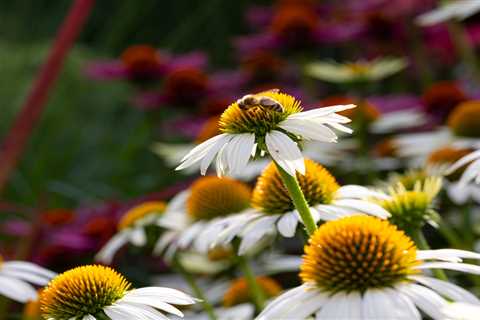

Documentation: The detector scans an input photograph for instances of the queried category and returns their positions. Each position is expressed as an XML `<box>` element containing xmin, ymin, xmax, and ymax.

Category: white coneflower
<box><xmin>95</xmin><ymin>201</ymin><xmax>166</xmax><ymax>264</ymax></box>
<box><xmin>258</xmin><ymin>216</ymin><xmax>480</xmax><ymax>320</ymax></box>
<box><xmin>416</xmin><ymin>0</ymin><xmax>480</xmax><ymax>26</ymax></box>
<box><xmin>154</xmin><ymin>176</ymin><xmax>254</xmax><ymax>261</ymax></box>
<box><xmin>395</xmin><ymin>101</ymin><xmax>480</xmax><ymax>162</ymax></box>
<box><xmin>195</xmin><ymin>159</ymin><xmax>390</xmax><ymax>255</ymax></box>
<box><xmin>40</xmin><ymin>265</ymin><xmax>195</xmax><ymax>320</ymax></box>
<box><xmin>0</xmin><ymin>257</ymin><xmax>55</xmax><ymax>303</ymax></box>
<box><xmin>175</xmin><ymin>90</ymin><xmax>355</xmax><ymax>177</ymax></box>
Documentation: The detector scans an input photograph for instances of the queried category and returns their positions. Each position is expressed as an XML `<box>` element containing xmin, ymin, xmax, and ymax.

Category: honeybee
<box><xmin>237</xmin><ymin>89</ymin><xmax>284</xmax><ymax>112</ymax></box>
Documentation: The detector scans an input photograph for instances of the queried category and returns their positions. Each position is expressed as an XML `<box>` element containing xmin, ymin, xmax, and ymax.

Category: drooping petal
<box><xmin>400</xmin><ymin>283</ymin><xmax>448</xmax><ymax>320</ymax></box>
<box><xmin>94</xmin><ymin>232</ymin><xmax>130</xmax><ymax>264</ymax></box>
<box><xmin>265</xmin><ymin>130</ymin><xmax>305</xmax><ymax>176</ymax></box>
<box><xmin>416</xmin><ymin>249</ymin><xmax>480</xmax><ymax>263</ymax></box>
<box><xmin>0</xmin><ymin>275</ymin><xmax>37</xmax><ymax>303</ymax></box>
<box><xmin>411</xmin><ymin>275</ymin><xmax>480</xmax><ymax>304</ymax></box>
<box><xmin>277</xmin><ymin>211</ymin><xmax>299</xmax><ymax>237</ymax></box>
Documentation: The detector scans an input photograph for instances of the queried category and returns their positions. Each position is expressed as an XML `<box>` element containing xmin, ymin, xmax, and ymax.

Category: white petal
<box><xmin>126</xmin><ymin>287</ymin><xmax>196</xmax><ymax>305</ymax></box>
<box><xmin>411</xmin><ymin>275</ymin><xmax>480</xmax><ymax>304</ymax></box>
<box><xmin>400</xmin><ymin>283</ymin><xmax>448</xmax><ymax>319</ymax></box>
<box><xmin>287</xmin><ymin>104</ymin><xmax>356</xmax><ymax>119</ymax></box>
<box><xmin>176</xmin><ymin>133</ymin><xmax>231</xmax><ymax>172</ymax></box>
<box><xmin>362</xmin><ymin>288</ymin><xmax>418</xmax><ymax>320</ymax></box>
<box><xmin>0</xmin><ymin>269</ymin><xmax>50</xmax><ymax>286</ymax></box>
<box><xmin>416</xmin><ymin>262</ymin><xmax>480</xmax><ymax>275</ymax></box>
<box><xmin>276</xmin><ymin>211</ymin><xmax>299</xmax><ymax>237</ymax></box>
<box><xmin>177</xmin><ymin>222</ymin><xmax>204</xmax><ymax>249</ymax></box>
<box><xmin>83</xmin><ymin>315</ymin><xmax>97</xmax><ymax>320</ymax></box>
<box><xmin>257</xmin><ymin>284</ymin><xmax>318</xmax><ymax>320</ymax></box>
<box><xmin>417</xmin><ymin>249</ymin><xmax>480</xmax><ymax>263</ymax></box>
<box><xmin>1</xmin><ymin>261</ymin><xmax>56</xmax><ymax>279</ymax></box>
<box><xmin>442</xmin><ymin>302</ymin><xmax>480</xmax><ymax>320</ymax></box>
<box><xmin>335</xmin><ymin>185</ymin><xmax>390</xmax><ymax>200</ymax></box>
<box><xmin>315</xmin><ymin>292</ymin><xmax>361</xmax><ymax>319</ymax></box>
<box><xmin>265</xmin><ymin>130</ymin><xmax>305</xmax><ymax>176</ymax></box>
<box><xmin>119</xmin><ymin>295</ymin><xmax>183</xmax><ymax>317</ymax></box>
<box><xmin>238</xmin><ymin>216</ymin><xmax>277</xmax><ymax>255</ymax></box>
<box><xmin>153</xmin><ymin>231</ymin><xmax>177</xmax><ymax>256</ymax></box>
<box><xmin>224</xmin><ymin>133</ymin><xmax>255</xmax><ymax>176</ymax></box>
<box><xmin>332</xmin><ymin>199</ymin><xmax>391</xmax><ymax>219</ymax></box>
<box><xmin>278</xmin><ymin>119</ymin><xmax>338</xmax><ymax>142</ymax></box>
<box><xmin>95</xmin><ymin>232</ymin><xmax>130</xmax><ymax>264</ymax></box>
<box><xmin>0</xmin><ymin>275</ymin><xmax>37</xmax><ymax>303</ymax></box>
<box><xmin>129</xmin><ymin>227</ymin><xmax>147</xmax><ymax>246</ymax></box>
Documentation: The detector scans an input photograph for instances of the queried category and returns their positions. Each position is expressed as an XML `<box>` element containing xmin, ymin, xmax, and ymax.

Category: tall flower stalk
<box><xmin>0</xmin><ymin>0</ymin><xmax>95</xmax><ymax>194</ymax></box>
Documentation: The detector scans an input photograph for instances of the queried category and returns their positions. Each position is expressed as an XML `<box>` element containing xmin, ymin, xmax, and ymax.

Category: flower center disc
<box><xmin>186</xmin><ymin>176</ymin><xmax>251</xmax><ymax>220</ymax></box>
<box><xmin>223</xmin><ymin>276</ymin><xmax>282</xmax><ymax>307</ymax></box>
<box><xmin>219</xmin><ymin>90</ymin><xmax>302</xmax><ymax>135</ymax></box>
<box><xmin>300</xmin><ymin>216</ymin><xmax>418</xmax><ymax>293</ymax></box>
<box><xmin>118</xmin><ymin>201</ymin><xmax>166</xmax><ymax>231</ymax></box>
<box><xmin>252</xmin><ymin>159</ymin><xmax>339</xmax><ymax>214</ymax></box>
<box><xmin>40</xmin><ymin>265</ymin><xmax>131</xmax><ymax>319</ymax></box>
<box><xmin>448</xmin><ymin>101</ymin><xmax>480</xmax><ymax>137</ymax></box>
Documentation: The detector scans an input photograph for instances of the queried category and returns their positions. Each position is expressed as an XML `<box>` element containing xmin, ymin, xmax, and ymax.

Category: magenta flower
<box><xmin>85</xmin><ymin>44</ymin><xmax>207</xmax><ymax>84</ymax></box>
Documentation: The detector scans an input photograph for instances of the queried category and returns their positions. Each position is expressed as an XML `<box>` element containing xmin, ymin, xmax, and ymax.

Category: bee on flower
<box><xmin>176</xmin><ymin>89</ymin><xmax>356</xmax><ymax>177</ymax></box>
<box><xmin>40</xmin><ymin>265</ymin><xmax>195</xmax><ymax>320</ymax></box>
<box><xmin>258</xmin><ymin>215</ymin><xmax>480</xmax><ymax>320</ymax></box>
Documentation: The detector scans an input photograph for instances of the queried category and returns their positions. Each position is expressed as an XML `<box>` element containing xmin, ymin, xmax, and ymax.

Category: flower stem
<box><xmin>237</xmin><ymin>255</ymin><xmax>266</xmax><ymax>311</ymax></box>
<box><xmin>411</xmin><ymin>229</ymin><xmax>448</xmax><ymax>281</ymax></box>
<box><xmin>274</xmin><ymin>161</ymin><xmax>317</xmax><ymax>236</ymax></box>
<box><xmin>172</xmin><ymin>256</ymin><xmax>217</xmax><ymax>320</ymax></box>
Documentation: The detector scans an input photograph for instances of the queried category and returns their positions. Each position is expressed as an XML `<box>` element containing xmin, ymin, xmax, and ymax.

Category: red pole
<box><xmin>0</xmin><ymin>0</ymin><xmax>95</xmax><ymax>193</ymax></box>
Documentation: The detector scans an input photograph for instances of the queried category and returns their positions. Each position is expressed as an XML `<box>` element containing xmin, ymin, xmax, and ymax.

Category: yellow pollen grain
<box><xmin>118</xmin><ymin>201</ymin><xmax>166</xmax><ymax>230</ymax></box>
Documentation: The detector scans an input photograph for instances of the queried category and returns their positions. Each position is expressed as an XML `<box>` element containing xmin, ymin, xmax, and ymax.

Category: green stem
<box><xmin>237</xmin><ymin>255</ymin><xmax>266</xmax><ymax>311</ymax></box>
<box><xmin>274</xmin><ymin>161</ymin><xmax>317</xmax><ymax>236</ymax></box>
<box><xmin>438</xmin><ymin>220</ymin><xmax>464</xmax><ymax>249</ymax></box>
<box><xmin>411</xmin><ymin>229</ymin><xmax>449</xmax><ymax>281</ymax></box>
<box><xmin>173</xmin><ymin>256</ymin><xmax>217</xmax><ymax>320</ymax></box>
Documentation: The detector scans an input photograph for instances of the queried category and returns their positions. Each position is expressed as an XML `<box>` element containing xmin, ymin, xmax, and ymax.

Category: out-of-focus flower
<box><xmin>305</xmin><ymin>57</ymin><xmax>407</xmax><ymax>83</ymax></box>
<box><xmin>376</xmin><ymin>176</ymin><xmax>442</xmax><ymax>230</ymax></box>
<box><xmin>427</xmin><ymin>146</ymin><xmax>473</xmax><ymax>177</ymax></box>
<box><xmin>416</xmin><ymin>0</ymin><xmax>480</xmax><ymax>26</ymax></box>
<box><xmin>258</xmin><ymin>215</ymin><xmax>480</xmax><ymax>320</ymax></box>
<box><xmin>421</xmin><ymin>81</ymin><xmax>468</xmax><ymax>122</ymax></box>
<box><xmin>134</xmin><ymin>67</ymin><xmax>210</xmax><ymax>110</ymax></box>
<box><xmin>395</xmin><ymin>100</ymin><xmax>480</xmax><ymax>161</ymax></box>
<box><xmin>448</xmin><ymin>148</ymin><xmax>480</xmax><ymax>188</ymax></box>
<box><xmin>0</xmin><ymin>257</ymin><xmax>55</xmax><ymax>303</ymax></box>
<box><xmin>95</xmin><ymin>201</ymin><xmax>166</xmax><ymax>264</ymax></box>
<box><xmin>85</xmin><ymin>45</ymin><xmax>206</xmax><ymax>84</ymax></box>
<box><xmin>40</xmin><ymin>265</ymin><xmax>195</xmax><ymax>320</ymax></box>
<box><xmin>196</xmin><ymin>159</ymin><xmax>390</xmax><ymax>255</ymax></box>
<box><xmin>176</xmin><ymin>90</ymin><xmax>355</xmax><ymax>177</ymax></box>
<box><xmin>23</xmin><ymin>290</ymin><xmax>42</xmax><ymax>320</ymax></box>
<box><xmin>154</xmin><ymin>176</ymin><xmax>254</xmax><ymax>261</ymax></box>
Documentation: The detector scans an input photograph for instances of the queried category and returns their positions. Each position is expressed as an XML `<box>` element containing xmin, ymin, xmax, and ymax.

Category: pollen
<box><xmin>118</xmin><ymin>201</ymin><xmax>166</xmax><ymax>231</ymax></box>
<box><xmin>377</xmin><ymin>177</ymin><xmax>442</xmax><ymax>230</ymax></box>
<box><xmin>40</xmin><ymin>265</ymin><xmax>131</xmax><ymax>319</ymax></box>
<box><xmin>447</xmin><ymin>100</ymin><xmax>480</xmax><ymax>137</ymax></box>
<box><xmin>219</xmin><ymin>90</ymin><xmax>302</xmax><ymax>136</ymax></box>
<box><xmin>195</xmin><ymin>116</ymin><xmax>221</xmax><ymax>143</ymax></box>
<box><xmin>300</xmin><ymin>216</ymin><xmax>419</xmax><ymax>293</ymax></box>
<box><xmin>186</xmin><ymin>176</ymin><xmax>251</xmax><ymax>220</ymax></box>
<box><xmin>223</xmin><ymin>276</ymin><xmax>282</xmax><ymax>307</ymax></box>
<box><xmin>252</xmin><ymin>159</ymin><xmax>339</xmax><ymax>214</ymax></box>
